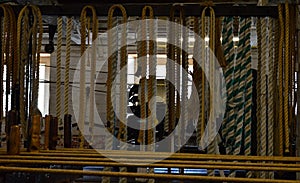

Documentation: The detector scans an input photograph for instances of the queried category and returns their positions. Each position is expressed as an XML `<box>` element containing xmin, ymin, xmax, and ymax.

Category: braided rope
<box><xmin>64</xmin><ymin>17</ymin><xmax>72</xmax><ymax>115</ymax></box>
<box><xmin>284</xmin><ymin>1</ymin><xmax>290</xmax><ymax>154</ymax></box>
<box><xmin>267</xmin><ymin>18</ymin><xmax>275</xmax><ymax>179</ymax></box>
<box><xmin>56</xmin><ymin>16</ymin><xmax>63</xmax><ymax>129</ymax></box>
<box><xmin>278</xmin><ymin>4</ymin><xmax>284</xmax><ymax>156</ymax></box>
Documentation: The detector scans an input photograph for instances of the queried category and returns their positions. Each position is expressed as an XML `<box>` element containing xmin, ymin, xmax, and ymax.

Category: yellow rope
<box><xmin>200</xmin><ymin>7</ymin><xmax>207</xmax><ymax>138</ymax></box>
<box><xmin>193</xmin><ymin>16</ymin><xmax>202</xmax><ymax>147</ymax></box>
<box><xmin>86</xmin><ymin>6</ymin><xmax>98</xmax><ymax>147</ymax></box>
<box><xmin>56</xmin><ymin>16</ymin><xmax>63</xmax><ymax>129</ymax></box>
<box><xmin>79</xmin><ymin>5</ymin><xmax>98</xmax><ymax>149</ymax></box>
<box><xmin>64</xmin><ymin>17</ymin><xmax>72</xmax><ymax>115</ymax></box>
<box><xmin>104</xmin><ymin>5</ymin><xmax>127</xmax><ymax>183</ymax></box>
<box><xmin>284</xmin><ymin>1</ymin><xmax>290</xmax><ymax>154</ymax></box>
<box><xmin>17</xmin><ymin>5</ymin><xmax>30</xmax><ymax>141</ymax></box>
<box><xmin>29</xmin><ymin>5</ymin><xmax>43</xmax><ymax>113</ymax></box>
<box><xmin>278</xmin><ymin>4</ymin><xmax>284</xmax><ymax>156</ymax></box>
<box><xmin>267</xmin><ymin>18</ymin><xmax>275</xmax><ymax>179</ymax></box>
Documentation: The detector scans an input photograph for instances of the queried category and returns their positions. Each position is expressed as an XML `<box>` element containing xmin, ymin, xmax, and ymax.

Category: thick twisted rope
<box><xmin>17</xmin><ymin>6</ymin><xmax>30</xmax><ymax>141</ymax></box>
<box><xmin>228</xmin><ymin>17</ymin><xmax>246</xmax><ymax>177</ymax></box>
<box><xmin>284</xmin><ymin>1</ymin><xmax>290</xmax><ymax>154</ymax></box>
<box><xmin>31</xmin><ymin>5</ymin><xmax>43</xmax><ymax>113</ymax></box>
<box><xmin>137</xmin><ymin>7</ymin><xmax>147</xmax><ymax>147</ymax></box>
<box><xmin>193</xmin><ymin>17</ymin><xmax>202</xmax><ymax>147</ymax></box>
<box><xmin>64</xmin><ymin>17</ymin><xmax>72</xmax><ymax>116</ymax></box>
<box><xmin>181</xmin><ymin>12</ymin><xmax>188</xmax><ymax>151</ymax></box>
<box><xmin>85</xmin><ymin>7</ymin><xmax>98</xmax><ymax>147</ymax></box>
<box><xmin>103</xmin><ymin>5</ymin><xmax>127</xmax><ymax>183</ymax></box>
<box><xmin>116</xmin><ymin>5</ymin><xmax>127</xmax><ymax>183</ymax></box>
<box><xmin>256</xmin><ymin>18</ymin><xmax>262</xmax><ymax>159</ymax></box>
<box><xmin>79</xmin><ymin>5</ymin><xmax>98</xmax><ymax>149</ymax></box>
<box><xmin>278</xmin><ymin>4</ymin><xmax>284</xmax><ymax>156</ymax></box>
<box><xmin>260</xmin><ymin>17</ymin><xmax>268</xmax><ymax>179</ymax></box>
<box><xmin>221</xmin><ymin>17</ymin><xmax>234</xmax><ymax>154</ymax></box>
<box><xmin>267</xmin><ymin>18</ymin><xmax>275</xmax><ymax>179</ymax></box>
<box><xmin>141</xmin><ymin>6</ymin><xmax>156</xmax><ymax>183</ymax></box>
<box><xmin>200</xmin><ymin>7</ymin><xmax>207</xmax><ymax>140</ymax></box>
<box><xmin>56</xmin><ymin>16</ymin><xmax>63</xmax><ymax>131</ymax></box>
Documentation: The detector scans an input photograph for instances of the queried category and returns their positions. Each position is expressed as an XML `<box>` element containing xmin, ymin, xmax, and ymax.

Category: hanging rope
<box><xmin>16</xmin><ymin>5</ymin><xmax>42</xmax><ymax>144</ymax></box>
<box><xmin>86</xmin><ymin>7</ymin><xmax>98</xmax><ymax>147</ymax></box>
<box><xmin>193</xmin><ymin>16</ymin><xmax>202</xmax><ymax>147</ymax></box>
<box><xmin>200</xmin><ymin>7</ymin><xmax>207</xmax><ymax>141</ymax></box>
<box><xmin>221</xmin><ymin>17</ymin><xmax>235</xmax><ymax>154</ymax></box>
<box><xmin>137</xmin><ymin>6</ymin><xmax>148</xmax><ymax>147</ymax></box>
<box><xmin>169</xmin><ymin>5</ymin><xmax>185</xmax><ymax>150</ymax></box>
<box><xmin>103</xmin><ymin>5</ymin><xmax>127</xmax><ymax>183</ymax></box>
<box><xmin>278</xmin><ymin>4</ymin><xmax>284</xmax><ymax>156</ymax></box>
<box><xmin>284</xmin><ymin>1</ymin><xmax>290</xmax><ymax>154</ymax></box>
<box><xmin>267</xmin><ymin>18</ymin><xmax>275</xmax><ymax>179</ymax></box>
<box><xmin>260</xmin><ymin>17</ymin><xmax>268</xmax><ymax>179</ymax></box>
<box><xmin>31</xmin><ymin>5</ymin><xmax>43</xmax><ymax>115</ymax></box>
<box><xmin>0</xmin><ymin>4</ymin><xmax>15</xmax><ymax>129</ymax></box>
<box><xmin>243</xmin><ymin>17</ymin><xmax>253</xmax><ymax>178</ymax></box>
<box><xmin>256</xmin><ymin>18</ymin><xmax>262</xmax><ymax>160</ymax></box>
<box><xmin>79</xmin><ymin>5</ymin><xmax>98</xmax><ymax>149</ymax></box>
<box><xmin>17</xmin><ymin>5</ymin><xmax>30</xmax><ymax>143</ymax></box>
<box><xmin>141</xmin><ymin>6</ymin><xmax>156</xmax><ymax>183</ymax></box>
<box><xmin>56</xmin><ymin>16</ymin><xmax>63</xmax><ymax>134</ymax></box>
<box><xmin>64</xmin><ymin>17</ymin><xmax>72</xmax><ymax>116</ymax></box>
